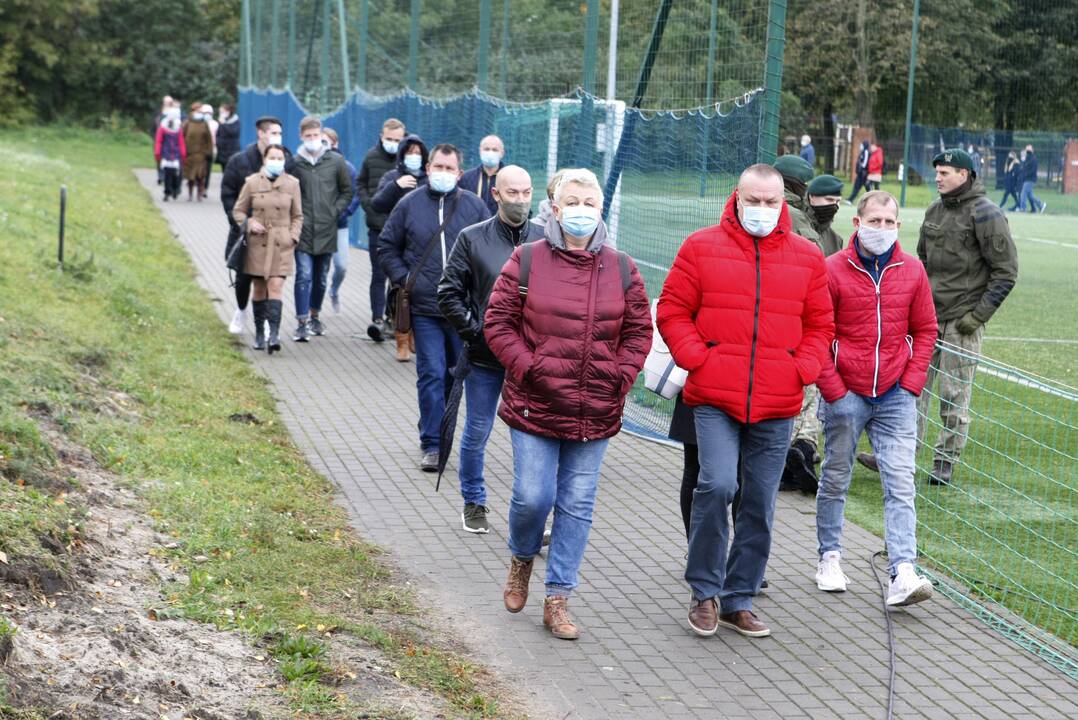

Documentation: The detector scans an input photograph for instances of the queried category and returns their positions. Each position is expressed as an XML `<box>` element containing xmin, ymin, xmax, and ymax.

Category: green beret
<box><xmin>932</xmin><ymin>148</ymin><xmax>975</xmax><ymax>174</ymax></box>
<box><xmin>773</xmin><ymin>155</ymin><xmax>814</xmax><ymax>183</ymax></box>
<box><xmin>808</xmin><ymin>174</ymin><xmax>843</xmax><ymax>197</ymax></box>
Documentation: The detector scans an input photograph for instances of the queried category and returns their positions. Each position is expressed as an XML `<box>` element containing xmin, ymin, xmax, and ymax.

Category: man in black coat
<box><xmin>219</xmin><ymin>116</ymin><xmax>293</xmax><ymax>335</ymax></box>
<box><xmin>215</xmin><ymin>104</ymin><xmax>242</xmax><ymax>170</ymax></box>
<box><xmin>379</xmin><ymin>144</ymin><xmax>490</xmax><ymax>472</ymax></box>
<box><xmin>436</xmin><ymin>165</ymin><xmax>539</xmax><ymax>533</ymax></box>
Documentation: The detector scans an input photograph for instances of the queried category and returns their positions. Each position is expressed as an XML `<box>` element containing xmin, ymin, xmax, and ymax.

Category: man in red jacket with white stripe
<box><xmin>658</xmin><ymin>164</ymin><xmax>834</xmax><ymax>638</ymax></box>
<box><xmin>814</xmin><ymin>191</ymin><xmax>937</xmax><ymax>607</ymax></box>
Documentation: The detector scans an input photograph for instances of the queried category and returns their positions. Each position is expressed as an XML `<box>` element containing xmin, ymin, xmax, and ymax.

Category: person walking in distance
<box><xmin>182</xmin><ymin>103</ymin><xmax>213</xmax><ymax>201</ymax></box>
<box><xmin>154</xmin><ymin>104</ymin><xmax>185</xmax><ymax>201</ymax></box>
<box><xmin>321</xmin><ymin>127</ymin><xmax>361</xmax><ymax>316</ymax></box>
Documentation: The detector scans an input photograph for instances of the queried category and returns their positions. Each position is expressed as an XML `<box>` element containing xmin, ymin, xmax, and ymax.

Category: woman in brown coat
<box><xmin>232</xmin><ymin>144</ymin><xmax>303</xmax><ymax>353</ymax></box>
<box><xmin>182</xmin><ymin>102</ymin><xmax>214</xmax><ymax>200</ymax></box>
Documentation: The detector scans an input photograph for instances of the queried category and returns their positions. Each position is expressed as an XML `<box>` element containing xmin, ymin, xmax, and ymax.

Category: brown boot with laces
<box><xmin>503</xmin><ymin>556</ymin><xmax>533</xmax><ymax>613</ymax></box>
<box><xmin>543</xmin><ymin>596</ymin><xmax>579</xmax><ymax>640</ymax></box>
<box><xmin>395</xmin><ymin>331</ymin><xmax>411</xmax><ymax>362</ymax></box>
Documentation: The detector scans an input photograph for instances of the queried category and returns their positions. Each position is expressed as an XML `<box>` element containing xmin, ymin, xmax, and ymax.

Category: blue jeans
<box><xmin>330</xmin><ymin>228</ymin><xmax>349</xmax><ymax>299</ymax></box>
<box><xmin>368</xmin><ymin>227</ymin><xmax>388</xmax><ymax>321</ymax></box>
<box><xmin>817</xmin><ymin>389</ymin><xmax>918</xmax><ymax>576</ymax></box>
<box><xmin>459</xmin><ymin>365</ymin><xmax>505</xmax><ymax>507</ymax></box>
<box><xmin>686</xmin><ymin>406</ymin><xmax>793</xmax><ymax>613</ymax></box>
<box><xmin>294</xmin><ymin>251</ymin><xmax>332</xmax><ymax>319</ymax></box>
<box><xmin>412</xmin><ymin>314</ymin><xmax>463</xmax><ymax>453</ymax></box>
<box><xmin>1018</xmin><ymin>180</ymin><xmax>1043</xmax><ymax>213</ymax></box>
<box><xmin>508</xmin><ymin>429</ymin><xmax>610</xmax><ymax>597</ymax></box>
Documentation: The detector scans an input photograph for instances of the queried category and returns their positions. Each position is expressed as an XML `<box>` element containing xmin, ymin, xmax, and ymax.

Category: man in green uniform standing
<box><xmin>806</xmin><ymin>175</ymin><xmax>845</xmax><ymax>256</ymax></box>
<box><xmin>774</xmin><ymin>155</ymin><xmax>821</xmax><ymax>249</ymax></box>
<box><xmin>859</xmin><ymin>149</ymin><xmax>1018</xmax><ymax>485</ymax></box>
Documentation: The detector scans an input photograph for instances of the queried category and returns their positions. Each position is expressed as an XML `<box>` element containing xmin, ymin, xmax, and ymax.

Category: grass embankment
<box><xmin>0</xmin><ymin>128</ymin><xmax>508</xmax><ymax>719</ymax></box>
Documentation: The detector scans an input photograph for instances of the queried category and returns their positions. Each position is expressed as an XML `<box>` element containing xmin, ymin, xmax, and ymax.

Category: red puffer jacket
<box><xmin>868</xmin><ymin>146</ymin><xmax>884</xmax><ymax>175</ymax></box>
<box><xmin>483</xmin><ymin>231</ymin><xmax>652</xmax><ymax>442</ymax></box>
<box><xmin>657</xmin><ymin>192</ymin><xmax>834</xmax><ymax>423</ymax></box>
<box><xmin>816</xmin><ymin>236</ymin><xmax>937</xmax><ymax>402</ymax></box>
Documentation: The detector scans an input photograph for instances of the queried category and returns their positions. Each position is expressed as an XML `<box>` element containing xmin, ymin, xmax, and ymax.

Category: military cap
<box><xmin>774</xmin><ymin>155</ymin><xmax>814</xmax><ymax>183</ymax></box>
<box><xmin>932</xmin><ymin>148</ymin><xmax>975</xmax><ymax>174</ymax></box>
<box><xmin>807</xmin><ymin>174</ymin><xmax>844</xmax><ymax>197</ymax></box>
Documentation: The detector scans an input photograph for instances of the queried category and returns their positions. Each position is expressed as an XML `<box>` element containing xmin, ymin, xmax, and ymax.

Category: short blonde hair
<box><xmin>299</xmin><ymin>115</ymin><xmax>322</xmax><ymax>133</ymax></box>
<box><xmin>322</xmin><ymin>127</ymin><xmax>339</xmax><ymax>145</ymax></box>
<box><xmin>554</xmin><ymin>168</ymin><xmax>603</xmax><ymax>205</ymax></box>
<box><xmin>545</xmin><ymin>169</ymin><xmax>565</xmax><ymax>200</ymax></box>
<box><xmin>382</xmin><ymin>118</ymin><xmax>405</xmax><ymax>131</ymax></box>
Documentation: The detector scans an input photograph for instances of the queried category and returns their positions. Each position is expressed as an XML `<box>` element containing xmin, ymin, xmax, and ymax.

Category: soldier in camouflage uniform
<box><xmin>859</xmin><ymin>149</ymin><xmax>1018</xmax><ymax>484</ymax></box>
<box><xmin>774</xmin><ymin>155</ymin><xmax>821</xmax><ymax>249</ymax></box>
<box><xmin>806</xmin><ymin>175</ymin><xmax>845</xmax><ymax>257</ymax></box>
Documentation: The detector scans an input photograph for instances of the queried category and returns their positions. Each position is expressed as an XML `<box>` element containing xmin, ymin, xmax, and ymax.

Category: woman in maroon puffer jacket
<box><xmin>484</xmin><ymin>168</ymin><xmax>651</xmax><ymax>641</ymax></box>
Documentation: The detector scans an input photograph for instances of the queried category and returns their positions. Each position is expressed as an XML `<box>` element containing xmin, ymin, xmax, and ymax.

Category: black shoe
<box><xmin>367</xmin><ymin>319</ymin><xmax>385</xmax><ymax>343</ymax></box>
<box><xmin>308</xmin><ymin>317</ymin><xmax>325</xmax><ymax>336</ymax></box>
<box><xmin>785</xmin><ymin>439</ymin><xmax>820</xmax><ymax>494</ymax></box>
<box><xmin>293</xmin><ymin>320</ymin><xmax>310</xmax><ymax>343</ymax></box>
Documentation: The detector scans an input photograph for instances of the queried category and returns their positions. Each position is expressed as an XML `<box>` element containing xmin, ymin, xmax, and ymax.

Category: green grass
<box><xmin>0</xmin><ymin>127</ymin><xmax>508</xmax><ymax>719</ymax></box>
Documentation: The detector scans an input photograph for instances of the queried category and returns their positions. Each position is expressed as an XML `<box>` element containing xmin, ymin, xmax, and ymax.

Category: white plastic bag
<box><xmin>643</xmin><ymin>299</ymin><xmax>687</xmax><ymax>400</ymax></box>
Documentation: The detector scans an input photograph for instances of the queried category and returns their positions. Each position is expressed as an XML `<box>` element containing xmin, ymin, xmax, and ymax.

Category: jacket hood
<box><xmin>396</xmin><ymin>135</ymin><xmax>429</xmax><ymax>175</ymax></box>
<box><xmin>543</xmin><ymin>212</ymin><xmax>608</xmax><ymax>253</ymax></box>
<box><xmin>721</xmin><ymin>190</ymin><xmax>793</xmax><ymax>247</ymax></box>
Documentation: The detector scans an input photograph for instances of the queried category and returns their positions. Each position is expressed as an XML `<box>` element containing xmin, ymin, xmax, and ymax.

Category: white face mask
<box><xmin>303</xmin><ymin>138</ymin><xmax>323</xmax><ymax>153</ymax></box>
<box><xmin>739</xmin><ymin>204</ymin><xmax>780</xmax><ymax>237</ymax></box>
<box><xmin>857</xmin><ymin>225</ymin><xmax>898</xmax><ymax>256</ymax></box>
<box><xmin>265</xmin><ymin>133</ymin><xmax>283</xmax><ymax>146</ymax></box>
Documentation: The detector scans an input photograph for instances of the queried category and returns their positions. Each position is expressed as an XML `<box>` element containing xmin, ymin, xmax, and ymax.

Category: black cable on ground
<box><xmin>869</xmin><ymin>550</ymin><xmax>896</xmax><ymax>720</ymax></box>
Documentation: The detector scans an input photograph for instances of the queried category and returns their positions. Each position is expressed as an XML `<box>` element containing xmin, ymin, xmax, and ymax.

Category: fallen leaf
<box><xmin>0</xmin><ymin>551</ymin><xmax>7</xmax><ymax>564</ymax></box>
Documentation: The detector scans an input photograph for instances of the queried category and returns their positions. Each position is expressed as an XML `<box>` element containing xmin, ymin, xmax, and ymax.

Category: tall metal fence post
<box><xmin>337</xmin><ymin>0</ymin><xmax>351</xmax><ymax>93</ymax></box>
<box><xmin>357</xmin><ymin>0</ymin><xmax>369</xmax><ymax>88</ymax></box>
<box><xmin>699</xmin><ymin>0</ymin><xmax>719</xmax><ymax>196</ymax></box>
<box><xmin>241</xmin><ymin>0</ymin><xmax>253</xmax><ymax>86</ymax></box>
<box><xmin>287</xmin><ymin>0</ymin><xmax>296</xmax><ymax>87</ymax></box>
<box><xmin>270</xmin><ymin>0</ymin><xmax>281</xmax><ymax>87</ymax></box>
<box><xmin>582</xmin><ymin>0</ymin><xmax>600</xmax><ymax>94</ymax></box>
<box><xmin>477</xmin><ymin>0</ymin><xmax>492</xmax><ymax>92</ymax></box>
<box><xmin>900</xmin><ymin>0</ymin><xmax>921</xmax><ymax>208</ymax></box>
<box><xmin>758</xmin><ymin>0</ymin><xmax>787</xmax><ymax>164</ymax></box>
<box><xmin>408</xmin><ymin>0</ymin><xmax>421</xmax><ymax>89</ymax></box>
<box><xmin>499</xmin><ymin>0</ymin><xmax>510</xmax><ymax>97</ymax></box>
<box><xmin>252</xmin><ymin>0</ymin><xmax>264</xmax><ymax>87</ymax></box>
<box><xmin>321</xmin><ymin>0</ymin><xmax>332</xmax><ymax>105</ymax></box>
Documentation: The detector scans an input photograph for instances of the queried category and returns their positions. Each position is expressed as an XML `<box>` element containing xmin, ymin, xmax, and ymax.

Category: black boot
<box><xmin>251</xmin><ymin>300</ymin><xmax>267</xmax><ymax>351</ymax></box>
<box><xmin>266</xmin><ymin>299</ymin><xmax>283</xmax><ymax>354</ymax></box>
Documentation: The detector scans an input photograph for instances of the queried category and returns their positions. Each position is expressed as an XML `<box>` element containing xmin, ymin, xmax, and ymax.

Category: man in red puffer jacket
<box><xmin>657</xmin><ymin>164</ymin><xmax>834</xmax><ymax>639</ymax></box>
<box><xmin>814</xmin><ymin>190</ymin><xmax>937</xmax><ymax>608</ymax></box>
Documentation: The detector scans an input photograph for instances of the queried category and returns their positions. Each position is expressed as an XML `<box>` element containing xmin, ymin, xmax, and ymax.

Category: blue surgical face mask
<box><xmin>480</xmin><ymin>150</ymin><xmax>501</xmax><ymax>168</ymax></box>
<box><xmin>403</xmin><ymin>153</ymin><xmax>423</xmax><ymax>173</ymax></box>
<box><xmin>264</xmin><ymin>159</ymin><xmax>285</xmax><ymax>178</ymax></box>
<box><xmin>429</xmin><ymin>171</ymin><xmax>458</xmax><ymax>194</ymax></box>
<box><xmin>559</xmin><ymin>204</ymin><xmax>600</xmax><ymax>238</ymax></box>
<box><xmin>191</xmin><ymin>112</ymin><xmax>204</xmax><ymax>122</ymax></box>
<box><xmin>303</xmin><ymin>138</ymin><xmax>323</xmax><ymax>153</ymax></box>
<box><xmin>739</xmin><ymin>204</ymin><xmax>780</xmax><ymax>237</ymax></box>
<box><xmin>382</xmin><ymin>140</ymin><xmax>400</xmax><ymax>155</ymax></box>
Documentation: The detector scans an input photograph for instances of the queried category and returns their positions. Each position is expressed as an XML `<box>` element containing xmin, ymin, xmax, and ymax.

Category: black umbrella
<box><xmin>436</xmin><ymin>344</ymin><xmax>472</xmax><ymax>491</ymax></box>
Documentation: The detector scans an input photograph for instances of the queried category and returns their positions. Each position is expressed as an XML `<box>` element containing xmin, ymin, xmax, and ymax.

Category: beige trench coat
<box><xmin>232</xmin><ymin>171</ymin><xmax>303</xmax><ymax>278</ymax></box>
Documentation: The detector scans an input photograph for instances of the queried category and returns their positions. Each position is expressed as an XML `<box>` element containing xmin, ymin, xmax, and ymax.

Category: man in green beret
<box><xmin>858</xmin><ymin>148</ymin><xmax>1018</xmax><ymax>485</ymax></box>
<box><xmin>807</xmin><ymin>175</ymin><xmax>845</xmax><ymax>256</ymax></box>
<box><xmin>774</xmin><ymin>155</ymin><xmax>821</xmax><ymax>250</ymax></box>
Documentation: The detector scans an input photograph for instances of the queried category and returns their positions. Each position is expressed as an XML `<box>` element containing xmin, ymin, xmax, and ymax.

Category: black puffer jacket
<box><xmin>356</xmin><ymin>140</ymin><xmax>398</xmax><ymax>230</ymax></box>
<box><xmin>437</xmin><ymin>215</ymin><xmax>542</xmax><ymax>369</ymax></box>
<box><xmin>371</xmin><ymin>135</ymin><xmax>429</xmax><ymax>216</ymax></box>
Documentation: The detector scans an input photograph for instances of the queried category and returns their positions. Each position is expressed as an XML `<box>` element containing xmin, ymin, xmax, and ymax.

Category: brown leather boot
<box><xmin>395</xmin><ymin>331</ymin><xmax>411</xmax><ymax>362</ymax></box>
<box><xmin>503</xmin><ymin>556</ymin><xmax>533</xmax><ymax>613</ymax></box>
<box><xmin>543</xmin><ymin>596</ymin><xmax>579</xmax><ymax>640</ymax></box>
<box><xmin>408</xmin><ymin>330</ymin><xmax>416</xmax><ymax>353</ymax></box>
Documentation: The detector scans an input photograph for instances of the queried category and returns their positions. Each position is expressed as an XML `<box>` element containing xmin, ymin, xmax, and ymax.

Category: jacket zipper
<box><xmin>745</xmin><ymin>238</ymin><xmax>762</xmax><ymax>421</ymax></box>
<box><xmin>579</xmin><ymin>255</ymin><xmax>602</xmax><ymax>441</ymax></box>
<box><xmin>845</xmin><ymin>256</ymin><xmax>904</xmax><ymax>396</ymax></box>
<box><xmin>439</xmin><ymin>196</ymin><xmax>446</xmax><ymax>268</ymax></box>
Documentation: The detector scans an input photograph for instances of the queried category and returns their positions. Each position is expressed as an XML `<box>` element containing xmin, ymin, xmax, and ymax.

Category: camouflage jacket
<box><xmin>785</xmin><ymin>188</ymin><xmax>822</xmax><ymax>251</ymax></box>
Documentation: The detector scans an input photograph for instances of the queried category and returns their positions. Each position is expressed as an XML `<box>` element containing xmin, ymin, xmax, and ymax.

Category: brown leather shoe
<box><xmin>717</xmin><ymin>610</ymin><xmax>771</xmax><ymax>638</ymax></box>
<box><xmin>503</xmin><ymin>556</ymin><xmax>533</xmax><ymax>613</ymax></box>
<box><xmin>687</xmin><ymin>597</ymin><xmax>719</xmax><ymax>636</ymax></box>
<box><xmin>856</xmin><ymin>452</ymin><xmax>879</xmax><ymax>473</ymax></box>
<box><xmin>395</xmin><ymin>331</ymin><xmax>411</xmax><ymax>362</ymax></box>
<box><xmin>543</xmin><ymin>596</ymin><xmax>579</xmax><ymax>640</ymax></box>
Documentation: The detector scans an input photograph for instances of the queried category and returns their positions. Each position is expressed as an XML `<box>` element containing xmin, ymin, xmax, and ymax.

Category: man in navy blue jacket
<box><xmin>458</xmin><ymin>135</ymin><xmax>505</xmax><ymax>215</ymax></box>
<box><xmin>379</xmin><ymin>144</ymin><xmax>490</xmax><ymax>471</ymax></box>
<box><xmin>1018</xmin><ymin>145</ymin><xmax>1045</xmax><ymax>213</ymax></box>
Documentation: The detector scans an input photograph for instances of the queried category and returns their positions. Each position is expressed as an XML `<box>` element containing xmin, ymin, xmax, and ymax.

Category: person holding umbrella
<box><xmin>436</xmin><ymin>165</ymin><xmax>543</xmax><ymax>534</ymax></box>
<box><xmin>484</xmin><ymin>168</ymin><xmax>652</xmax><ymax>640</ymax></box>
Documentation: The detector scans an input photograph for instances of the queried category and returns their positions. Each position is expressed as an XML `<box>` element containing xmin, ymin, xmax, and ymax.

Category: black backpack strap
<box><xmin>518</xmin><ymin>242</ymin><xmax>534</xmax><ymax>300</ymax></box>
<box><xmin>617</xmin><ymin>251</ymin><xmax>632</xmax><ymax>292</ymax></box>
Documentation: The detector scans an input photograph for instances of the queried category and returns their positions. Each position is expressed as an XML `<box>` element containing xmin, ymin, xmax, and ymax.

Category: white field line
<box><xmin>976</xmin><ymin>365</ymin><xmax>1078</xmax><ymax>402</ymax></box>
<box><xmin>1014</xmin><ymin>236</ymin><xmax>1078</xmax><ymax>249</ymax></box>
<box><xmin>985</xmin><ymin>336</ymin><xmax>1078</xmax><ymax>345</ymax></box>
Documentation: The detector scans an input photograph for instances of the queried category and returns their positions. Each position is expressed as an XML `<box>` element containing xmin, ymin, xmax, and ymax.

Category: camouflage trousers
<box><xmin>791</xmin><ymin>384</ymin><xmax>821</xmax><ymax>452</ymax></box>
<box><xmin>917</xmin><ymin>319</ymin><xmax>984</xmax><ymax>465</ymax></box>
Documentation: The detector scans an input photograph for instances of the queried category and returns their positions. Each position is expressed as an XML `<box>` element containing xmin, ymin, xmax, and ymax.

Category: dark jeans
<box><xmin>1000</xmin><ymin>188</ymin><xmax>1020</xmax><ymax>209</ymax></box>
<box><xmin>163</xmin><ymin>167</ymin><xmax>181</xmax><ymax>198</ymax></box>
<box><xmin>368</xmin><ymin>227</ymin><xmax>388</xmax><ymax>321</ymax></box>
<box><xmin>847</xmin><ymin>171</ymin><xmax>869</xmax><ymax>202</ymax></box>
<box><xmin>459</xmin><ymin>365</ymin><xmax>505</xmax><ymax>506</ymax></box>
<box><xmin>294</xmin><ymin>251</ymin><xmax>332</xmax><ymax>318</ymax></box>
<box><xmin>679</xmin><ymin>443</ymin><xmax>745</xmax><ymax>540</ymax></box>
<box><xmin>412</xmin><ymin>313</ymin><xmax>463</xmax><ymax>453</ymax></box>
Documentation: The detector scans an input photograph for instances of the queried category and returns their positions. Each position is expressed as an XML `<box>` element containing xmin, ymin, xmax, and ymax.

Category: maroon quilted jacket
<box><xmin>483</xmin><ymin>219</ymin><xmax>652</xmax><ymax>441</ymax></box>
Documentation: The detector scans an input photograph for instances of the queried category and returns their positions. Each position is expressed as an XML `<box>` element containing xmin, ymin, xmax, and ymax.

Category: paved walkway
<box><xmin>138</xmin><ymin>170</ymin><xmax>1076</xmax><ymax>720</ymax></box>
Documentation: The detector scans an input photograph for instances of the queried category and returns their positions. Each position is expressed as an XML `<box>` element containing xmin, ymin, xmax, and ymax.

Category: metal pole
<box><xmin>321</xmin><ymin>0</ymin><xmax>332</xmax><ymax>105</ymax></box>
<box><xmin>287</xmin><ymin>1</ymin><xmax>296</xmax><ymax>88</ymax></box>
<box><xmin>253</xmin><ymin>0</ymin><xmax>263</xmax><ymax>86</ymax></box>
<box><xmin>700</xmin><ymin>0</ymin><xmax>719</xmax><ymax>196</ymax></box>
<box><xmin>758</xmin><ymin>0</ymin><xmax>787</xmax><ymax>164</ymax></box>
<box><xmin>499</xmin><ymin>0</ymin><xmax>510</xmax><ymax>97</ymax></box>
<box><xmin>357</xmin><ymin>0</ymin><xmax>369</xmax><ymax>88</ymax></box>
<box><xmin>408</xmin><ymin>0</ymin><xmax>421</xmax><ymax>89</ymax></box>
<box><xmin>241</xmin><ymin>0</ymin><xmax>253</xmax><ymax>86</ymax></box>
<box><xmin>900</xmin><ymin>0</ymin><xmax>921</xmax><ymax>208</ymax></box>
<box><xmin>582</xmin><ymin>0</ymin><xmax>600</xmax><ymax>94</ymax></box>
<box><xmin>337</xmin><ymin>0</ymin><xmax>351</xmax><ymax>92</ymax></box>
<box><xmin>603</xmin><ymin>0</ymin><xmax>620</xmax><ymax>183</ymax></box>
<box><xmin>58</xmin><ymin>186</ymin><xmax>66</xmax><ymax>269</ymax></box>
<box><xmin>270</xmin><ymin>0</ymin><xmax>280</xmax><ymax>87</ymax></box>
<box><xmin>477</xmin><ymin>0</ymin><xmax>492</xmax><ymax>92</ymax></box>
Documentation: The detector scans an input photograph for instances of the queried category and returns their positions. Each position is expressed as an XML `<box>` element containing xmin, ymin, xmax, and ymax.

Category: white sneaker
<box><xmin>815</xmin><ymin>551</ymin><xmax>849</xmax><ymax>592</ymax></box>
<box><xmin>887</xmin><ymin>562</ymin><xmax>933</xmax><ymax>607</ymax></box>
<box><xmin>228</xmin><ymin>308</ymin><xmax>245</xmax><ymax>334</ymax></box>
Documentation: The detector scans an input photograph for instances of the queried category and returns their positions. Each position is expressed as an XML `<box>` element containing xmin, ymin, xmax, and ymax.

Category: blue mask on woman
<box><xmin>559</xmin><ymin>205</ymin><xmax>600</xmax><ymax>238</ymax></box>
<box><xmin>403</xmin><ymin>154</ymin><xmax>423</xmax><ymax>173</ymax></box>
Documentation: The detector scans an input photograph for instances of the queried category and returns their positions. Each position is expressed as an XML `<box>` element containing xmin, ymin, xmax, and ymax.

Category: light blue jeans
<box><xmin>1018</xmin><ymin>180</ymin><xmax>1043</xmax><ymax>213</ymax></box>
<box><xmin>330</xmin><ymin>227</ymin><xmax>349</xmax><ymax>299</ymax></box>
<box><xmin>817</xmin><ymin>389</ymin><xmax>919</xmax><ymax>576</ymax></box>
<box><xmin>507</xmin><ymin>429</ymin><xmax>609</xmax><ymax>597</ymax></box>
<box><xmin>459</xmin><ymin>365</ymin><xmax>504</xmax><ymax>507</ymax></box>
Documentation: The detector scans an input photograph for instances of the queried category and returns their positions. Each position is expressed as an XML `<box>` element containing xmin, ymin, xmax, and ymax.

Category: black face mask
<box><xmin>811</xmin><ymin>203</ymin><xmax>839</xmax><ymax>225</ymax></box>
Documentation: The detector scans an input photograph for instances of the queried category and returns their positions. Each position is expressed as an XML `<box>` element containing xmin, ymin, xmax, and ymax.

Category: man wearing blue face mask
<box><xmin>458</xmin><ymin>135</ymin><xmax>505</xmax><ymax>215</ymax></box>
<box><xmin>379</xmin><ymin>144</ymin><xmax>490</xmax><ymax>471</ymax></box>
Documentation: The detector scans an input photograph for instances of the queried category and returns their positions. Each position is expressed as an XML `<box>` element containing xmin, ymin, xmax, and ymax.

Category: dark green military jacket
<box><xmin>289</xmin><ymin>147</ymin><xmax>355</xmax><ymax>255</ymax></box>
<box><xmin>917</xmin><ymin>180</ymin><xmax>1018</xmax><ymax>323</ymax></box>
<box><xmin>784</xmin><ymin>188</ymin><xmax>822</xmax><ymax>251</ymax></box>
<box><xmin>807</xmin><ymin>206</ymin><xmax>845</xmax><ymax>256</ymax></box>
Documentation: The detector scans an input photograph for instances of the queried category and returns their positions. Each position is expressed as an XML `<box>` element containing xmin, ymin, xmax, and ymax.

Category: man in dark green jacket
<box><xmin>288</xmin><ymin>116</ymin><xmax>355</xmax><ymax>342</ymax></box>
<box><xmin>774</xmin><ymin>155</ymin><xmax>821</xmax><ymax>250</ymax></box>
<box><xmin>806</xmin><ymin>175</ymin><xmax>845</xmax><ymax>257</ymax></box>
